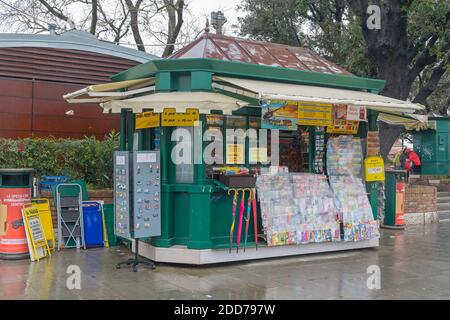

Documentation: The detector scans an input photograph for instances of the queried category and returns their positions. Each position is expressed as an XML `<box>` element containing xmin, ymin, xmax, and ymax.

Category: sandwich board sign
<box><xmin>22</xmin><ymin>205</ymin><xmax>51</xmax><ymax>262</ymax></box>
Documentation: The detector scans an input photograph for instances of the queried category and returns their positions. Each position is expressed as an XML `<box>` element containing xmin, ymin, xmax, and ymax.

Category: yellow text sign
<box><xmin>162</xmin><ymin>108</ymin><xmax>199</xmax><ymax>127</ymax></box>
<box><xmin>136</xmin><ymin>111</ymin><xmax>160</xmax><ymax>129</ymax></box>
<box><xmin>364</xmin><ymin>156</ymin><xmax>385</xmax><ymax>182</ymax></box>
<box><xmin>22</xmin><ymin>205</ymin><xmax>51</xmax><ymax>262</ymax></box>
<box><xmin>226</xmin><ymin>144</ymin><xmax>245</xmax><ymax>164</ymax></box>
<box><xmin>298</xmin><ymin>102</ymin><xmax>333</xmax><ymax>126</ymax></box>
<box><xmin>249</xmin><ymin>147</ymin><xmax>268</xmax><ymax>163</ymax></box>
<box><xmin>327</xmin><ymin>119</ymin><xmax>359</xmax><ymax>134</ymax></box>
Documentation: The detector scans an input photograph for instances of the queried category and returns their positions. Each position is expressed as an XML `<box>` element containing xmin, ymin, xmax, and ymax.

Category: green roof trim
<box><xmin>111</xmin><ymin>58</ymin><xmax>386</xmax><ymax>92</ymax></box>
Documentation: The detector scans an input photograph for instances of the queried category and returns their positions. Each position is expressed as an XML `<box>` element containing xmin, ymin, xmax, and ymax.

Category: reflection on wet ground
<box><xmin>2</xmin><ymin>223</ymin><xmax>450</xmax><ymax>300</ymax></box>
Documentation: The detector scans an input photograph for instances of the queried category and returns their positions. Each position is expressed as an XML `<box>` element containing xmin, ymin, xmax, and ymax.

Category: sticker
<box><xmin>137</xmin><ymin>153</ymin><xmax>156</xmax><ymax>163</ymax></box>
<box><xmin>116</xmin><ymin>156</ymin><xmax>126</xmax><ymax>165</ymax></box>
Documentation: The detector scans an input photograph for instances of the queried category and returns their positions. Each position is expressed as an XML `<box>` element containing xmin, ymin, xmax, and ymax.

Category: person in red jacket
<box><xmin>403</xmin><ymin>147</ymin><xmax>421</xmax><ymax>174</ymax></box>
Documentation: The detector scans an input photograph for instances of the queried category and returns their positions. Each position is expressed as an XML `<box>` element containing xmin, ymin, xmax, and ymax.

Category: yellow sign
<box><xmin>249</xmin><ymin>147</ymin><xmax>268</xmax><ymax>163</ymax></box>
<box><xmin>226</xmin><ymin>144</ymin><xmax>245</xmax><ymax>164</ymax></box>
<box><xmin>22</xmin><ymin>205</ymin><xmax>51</xmax><ymax>262</ymax></box>
<box><xmin>327</xmin><ymin>119</ymin><xmax>359</xmax><ymax>134</ymax></box>
<box><xmin>31</xmin><ymin>199</ymin><xmax>55</xmax><ymax>251</ymax></box>
<box><xmin>162</xmin><ymin>108</ymin><xmax>199</xmax><ymax>127</ymax></box>
<box><xmin>298</xmin><ymin>102</ymin><xmax>333</xmax><ymax>126</ymax></box>
<box><xmin>364</xmin><ymin>156</ymin><xmax>385</xmax><ymax>182</ymax></box>
<box><xmin>136</xmin><ymin>111</ymin><xmax>160</xmax><ymax>129</ymax></box>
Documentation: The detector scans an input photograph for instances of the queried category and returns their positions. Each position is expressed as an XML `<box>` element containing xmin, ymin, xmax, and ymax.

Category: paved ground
<box><xmin>2</xmin><ymin>222</ymin><xmax>450</xmax><ymax>300</ymax></box>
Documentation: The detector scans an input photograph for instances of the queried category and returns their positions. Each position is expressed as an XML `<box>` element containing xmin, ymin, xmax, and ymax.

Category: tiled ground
<box><xmin>2</xmin><ymin>222</ymin><xmax>450</xmax><ymax>300</ymax></box>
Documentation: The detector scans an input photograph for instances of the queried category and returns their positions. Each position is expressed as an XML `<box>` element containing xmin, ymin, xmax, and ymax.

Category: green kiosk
<box><xmin>65</xmin><ymin>58</ymin><xmax>424</xmax><ymax>264</ymax></box>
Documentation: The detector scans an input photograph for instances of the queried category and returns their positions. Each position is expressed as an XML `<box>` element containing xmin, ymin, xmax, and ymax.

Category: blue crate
<box><xmin>39</xmin><ymin>175</ymin><xmax>71</xmax><ymax>191</ymax></box>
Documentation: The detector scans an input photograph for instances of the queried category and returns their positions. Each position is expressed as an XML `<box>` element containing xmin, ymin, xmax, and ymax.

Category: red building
<box><xmin>0</xmin><ymin>30</ymin><xmax>156</xmax><ymax>139</ymax></box>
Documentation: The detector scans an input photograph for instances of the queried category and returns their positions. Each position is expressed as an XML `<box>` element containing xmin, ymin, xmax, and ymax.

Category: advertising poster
<box><xmin>136</xmin><ymin>111</ymin><xmax>160</xmax><ymax>129</ymax></box>
<box><xmin>298</xmin><ymin>102</ymin><xmax>333</xmax><ymax>126</ymax></box>
<box><xmin>261</xmin><ymin>101</ymin><xmax>298</xmax><ymax>131</ymax></box>
<box><xmin>332</xmin><ymin>104</ymin><xmax>367</xmax><ymax>121</ymax></box>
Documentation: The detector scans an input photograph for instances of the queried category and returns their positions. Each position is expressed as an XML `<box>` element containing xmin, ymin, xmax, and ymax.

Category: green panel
<box><xmin>173</xmin><ymin>72</ymin><xmax>191</xmax><ymax>91</ymax></box>
<box><xmin>187</xmin><ymin>192</ymin><xmax>212</xmax><ymax>249</ymax></box>
<box><xmin>119</xmin><ymin>110</ymin><xmax>127</xmax><ymax>151</ymax></box>
<box><xmin>126</xmin><ymin>110</ymin><xmax>135</xmax><ymax>152</ymax></box>
<box><xmin>414</xmin><ymin>128</ymin><xmax>449</xmax><ymax>175</ymax></box>
<box><xmin>366</xmin><ymin>182</ymin><xmax>378</xmax><ymax>220</ymax></box>
<box><xmin>103</xmin><ymin>204</ymin><xmax>119</xmax><ymax>246</ymax></box>
<box><xmin>156</xmin><ymin>72</ymin><xmax>172</xmax><ymax>91</ymax></box>
<box><xmin>174</xmin><ymin>192</ymin><xmax>190</xmax><ymax>245</ymax></box>
<box><xmin>111</xmin><ymin>58</ymin><xmax>385</xmax><ymax>92</ymax></box>
<box><xmin>191</xmin><ymin>71</ymin><xmax>212</xmax><ymax>90</ymax></box>
<box><xmin>384</xmin><ymin>172</ymin><xmax>397</xmax><ymax>226</ymax></box>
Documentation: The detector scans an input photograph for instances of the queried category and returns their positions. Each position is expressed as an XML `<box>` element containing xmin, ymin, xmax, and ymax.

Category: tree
<box><xmin>349</xmin><ymin>0</ymin><xmax>449</xmax><ymax>106</ymax></box>
<box><xmin>161</xmin><ymin>0</ymin><xmax>185</xmax><ymax>57</ymax></box>
<box><xmin>238</xmin><ymin>0</ymin><xmax>449</xmax><ymax>112</ymax></box>
<box><xmin>0</xmin><ymin>0</ymin><xmax>195</xmax><ymax>57</ymax></box>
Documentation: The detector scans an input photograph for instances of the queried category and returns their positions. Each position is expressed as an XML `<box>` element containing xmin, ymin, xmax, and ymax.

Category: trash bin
<box><xmin>383</xmin><ymin>169</ymin><xmax>407</xmax><ymax>229</ymax></box>
<box><xmin>0</xmin><ymin>168</ymin><xmax>34</xmax><ymax>260</ymax></box>
<box><xmin>82</xmin><ymin>201</ymin><xmax>104</xmax><ymax>247</ymax></box>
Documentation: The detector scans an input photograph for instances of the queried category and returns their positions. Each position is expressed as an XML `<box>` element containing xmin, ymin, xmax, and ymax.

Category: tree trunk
<box><xmin>349</xmin><ymin>0</ymin><xmax>411</xmax><ymax>100</ymax></box>
<box><xmin>125</xmin><ymin>0</ymin><xmax>146</xmax><ymax>52</ymax></box>
<box><xmin>90</xmin><ymin>0</ymin><xmax>98</xmax><ymax>35</ymax></box>
<box><xmin>162</xmin><ymin>0</ymin><xmax>184</xmax><ymax>57</ymax></box>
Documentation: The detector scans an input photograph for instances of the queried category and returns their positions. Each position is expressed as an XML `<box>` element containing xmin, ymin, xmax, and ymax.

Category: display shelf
<box><xmin>135</xmin><ymin>238</ymin><xmax>379</xmax><ymax>265</ymax></box>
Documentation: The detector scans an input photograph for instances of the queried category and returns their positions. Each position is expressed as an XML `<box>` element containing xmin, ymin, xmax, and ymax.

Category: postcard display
<box><xmin>327</xmin><ymin>135</ymin><xmax>379</xmax><ymax>242</ymax></box>
<box><xmin>256</xmin><ymin>173</ymin><xmax>341</xmax><ymax>246</ymax></box>
<box><xmin>256</xmin><ymin>135</ymin><xmax>379</xmax><ymax>247</ymax></box>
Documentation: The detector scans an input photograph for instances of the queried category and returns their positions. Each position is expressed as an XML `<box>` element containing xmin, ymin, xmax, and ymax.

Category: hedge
<box><xmin>0</xmin><ymin>132</ymin><xmax>119</xmax><ymax>189</ymax></box>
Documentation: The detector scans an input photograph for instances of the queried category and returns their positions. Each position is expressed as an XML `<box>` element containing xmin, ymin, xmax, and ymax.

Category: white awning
<box><xmin>63</xmin><ymin>78</ymin><xmax>155</xmax><ymax>104</ymax></box>
<box><xmin>100</xmin><ymin>92</ymin><xmax>250</xmax><ymax>114</ymax></box>
<box><xmin>377</xmin><ymin>112</ymin><xmax>431</xmax><ymax>131</ymax></box>
<box><xmin>212</xmin><ymin>76</ymin><xmax>425</xmax><ymax>114</ymax></box>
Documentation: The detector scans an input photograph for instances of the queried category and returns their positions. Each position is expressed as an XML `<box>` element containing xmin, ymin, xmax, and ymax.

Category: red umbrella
<box><xmin>227</xmin><ymin>189</ymin><xmax>239</xmax><ymax>254</ymax></box>
<box><xmin>236</xmin><ymin>189</ymin><xmax>246</xmax><ymax>253</ymax></box>
<box><xmin>243</xmin><ymin>188</ymin><xmax>253</xmax><ymax>252</ymax></box>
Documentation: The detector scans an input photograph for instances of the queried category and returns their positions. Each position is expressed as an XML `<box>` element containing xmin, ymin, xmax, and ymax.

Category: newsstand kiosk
<box><xmin>64</xmin><ymin>58</ymin><xmax>425</xmax><ymax>264</ymax></box>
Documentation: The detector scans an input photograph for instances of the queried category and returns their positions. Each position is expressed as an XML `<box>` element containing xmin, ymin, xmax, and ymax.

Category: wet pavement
<box><xmin>1</xmin><ymin>222</ymin><xmax>450</xmax><ymax>300</ymax></box>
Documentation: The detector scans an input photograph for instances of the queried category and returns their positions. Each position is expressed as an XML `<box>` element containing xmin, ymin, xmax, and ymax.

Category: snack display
<box><xmin>256</xmin><ymin>173</ymin><xmax>340</xmax><ymax>246</ymax></box>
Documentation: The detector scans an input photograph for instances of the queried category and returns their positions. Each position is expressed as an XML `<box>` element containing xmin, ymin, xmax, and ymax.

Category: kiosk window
<box><xmin>173</xmin><ymin>127</ymin><xmax>194</xmax><ymax>184</ymax></box>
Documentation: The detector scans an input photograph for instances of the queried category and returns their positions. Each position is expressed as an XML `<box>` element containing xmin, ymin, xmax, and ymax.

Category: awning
<box><xmin>63</xmin><ymin>78</ymin><xmax>155</xmax><ymax>103</ymax></box>
<box><xmin>100</xmin><ymin>92</ymin><xmax>250</xmax><ymax>114</ymax></box>
<box><xmin>212</xmin><ymin>76</ymin><xmax>425</xmax><ymax>114</ymax></box>
<box><xmin>377</xmin><ymin>112</ymin><xmax>431</xmax><ymax>131</ymax></box>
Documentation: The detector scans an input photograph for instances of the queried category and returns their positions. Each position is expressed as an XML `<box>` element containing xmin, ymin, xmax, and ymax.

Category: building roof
<box><xmin>170</xmin><ymin>32</ymin><xmax>352</xmax><ymax>76</ymax></box>
<box><xmin>0</xmin><ymin>29</ymin><xmax>157</xmax><ymax>63</ymax></box>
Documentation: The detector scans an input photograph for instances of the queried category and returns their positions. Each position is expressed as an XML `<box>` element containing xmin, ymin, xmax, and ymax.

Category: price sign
<box><xmin>364</xmin><ymin>156</ymin><xmax>385</xmax><ymax>182</ymax></box>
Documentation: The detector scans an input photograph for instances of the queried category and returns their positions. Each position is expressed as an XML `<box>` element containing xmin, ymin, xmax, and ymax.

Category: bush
<box><xmin>0</xmin><ymin>132</ymin><xmax>119</xmax><ymax>189</ymax></box>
